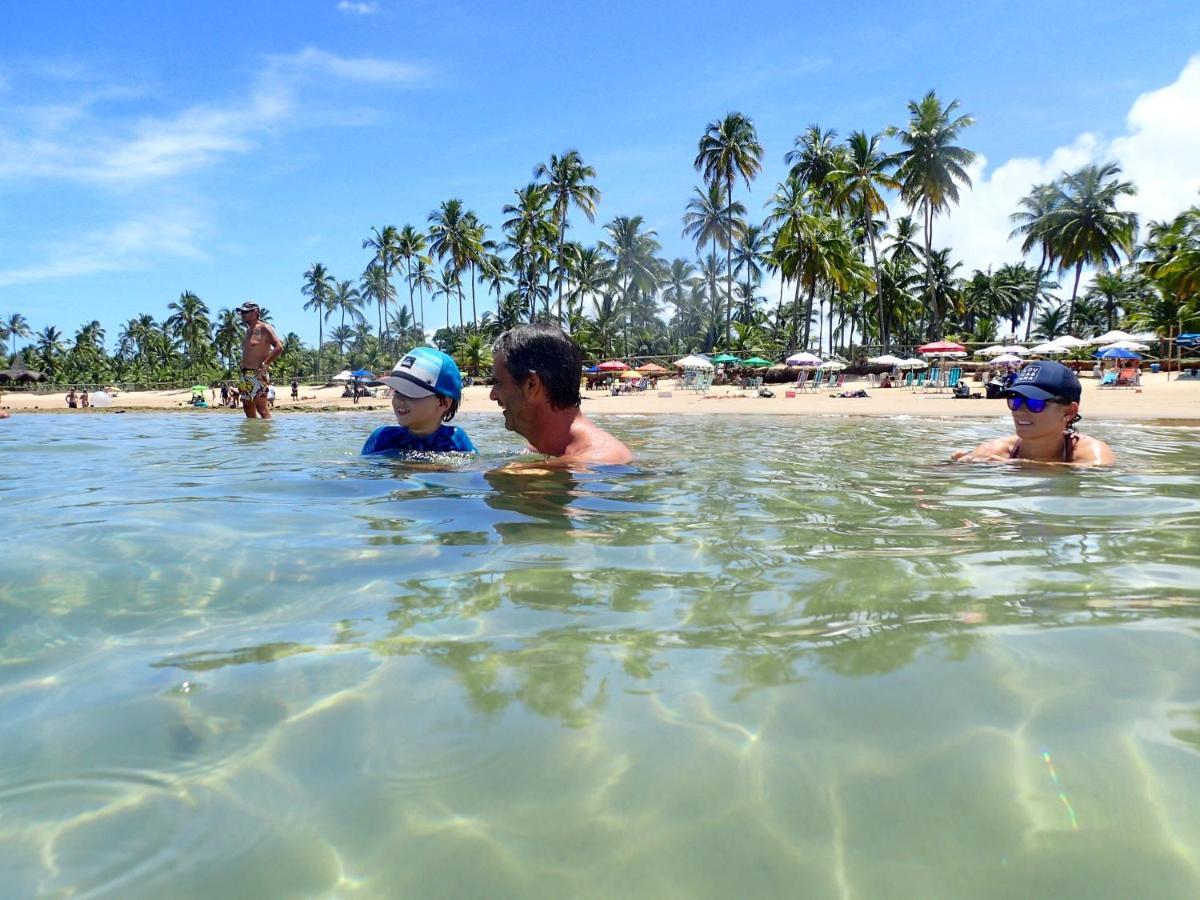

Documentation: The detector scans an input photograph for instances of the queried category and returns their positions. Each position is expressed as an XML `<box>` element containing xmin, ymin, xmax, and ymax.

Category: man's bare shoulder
<box><xmin>566</xmin><ymin>418</ymin><xmax>632</xmax><ymax>465</ymax></box>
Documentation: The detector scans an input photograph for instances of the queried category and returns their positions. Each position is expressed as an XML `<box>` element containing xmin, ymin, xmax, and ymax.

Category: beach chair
<box><xmin>1097</xmin><ymin>371</ymin><xmax>1118</xmax><ymax>388</ymax></box>
<box><xmin>945</xmin><ymin>367</ymin><xmax>962</xmax><ymax>390</ymax></box>
<box><xmin>833</xmin><ymin>373</ymin><xmax>846</xmax><ymax>389</ymax></box>
<box><xmin>1115</xmin><ymin>368</ymin><xmax>1139</xmax><ymax>388</ymax></box>
<box><xmin>793</xmin><ymin>370</ymin><xmax>810</xmax><ymax>392</ymax></box>
<box><xmin>807</xmin><ymin>370</ymin><xmax>827</xmax><ymax>392</ymax></box>
<box><xmin>923</xmin><ymin>367</ymin><xmax>942</xmax><ymax>392</ymax></box>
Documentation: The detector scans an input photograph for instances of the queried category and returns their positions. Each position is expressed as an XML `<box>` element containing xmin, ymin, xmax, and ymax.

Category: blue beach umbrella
<box><xmin>351</xmin><ymin>368</ymin><xmax>374</xmax><ymax>378</ymax></box>
<box><xmin>1094</xmin><ymin>347</ymin><xmax>1141</xmax><ymax>360</ymax></box>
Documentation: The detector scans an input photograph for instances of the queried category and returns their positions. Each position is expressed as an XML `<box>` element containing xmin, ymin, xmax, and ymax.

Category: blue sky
<box><xmin>2</xmin><ymin>0</ymin><xmax>1199</xmax><ymax>347</ymax></box>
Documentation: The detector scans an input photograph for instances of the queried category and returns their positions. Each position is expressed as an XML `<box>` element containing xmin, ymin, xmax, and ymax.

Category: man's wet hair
<box><xmin>493</xmin><ymin>324</ymin><xmax>582</xmax><ymax>410</ymax></box>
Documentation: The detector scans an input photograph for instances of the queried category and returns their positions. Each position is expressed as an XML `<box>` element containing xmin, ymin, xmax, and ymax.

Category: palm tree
<box><xmin>36</xmin><ymin>325</ymin><xmax>65</xmax><ymax>376</ymax></box>
<box><xmin>835</xmin><ymin>131</ymin><xmax>901</xmax><ymax>347</ymax></box>
<box><xmin>429</xmin><ymin>199</ymin><xmax>479</xmax><ymax>329</ymax></box>
<box><xmin>212</xmin><ymin>309</ymin><xmax>242</xmax><ymax>369</ymax></box>
<box><xmin>165</xmin><ymin>291</ymin><xmax>213</xmax><ymax>370</ymax></box>
<box><xmin>733</xmin><ymin>224</ymin><xmax>769</xmax><ymax>324</ymax></box>
<box><xmin>331</xmin><ymin>279</ymin><xmax>364</xmax><ymax>334</ymax></box>
<box><xmin>396</xmin><ymin>225</ymin><xmax>427</xmax><ymax>332</ymax></box>
<box><xmin>601</xmin><ymin>215</ymin><xmax>660</xmax><ymax>355</ymax></box>
<box><xmin>302</xmin><ymin>263</ymin><xmax>335</xmax><ymax>376</ymax></box>
<box><xmin>889</xmin><ymin>91</ymin><xmax>977</xmax><ymax>336</ymax></box>
<box><xmin>3</xmin><ymin>313</ymin><xmax>32</xmax><ymax>360</ymax></box>
<box><xmin>362</xmin><ymin>225</ymin><xmax>400</xmax><ymax>346</ymax></box>
<box><xmin>408</xmin><ymin>254</ymin><xmax>436</xmax><ymax>334</ymax></box>
<box><xmin>455</xmin><ymin>333</ymin><xmax>493</xmax><ymax>377</ymax></box>
<box><xmin>695</xmin><ymin>112</ymin><xmax>763</xmax><ymax>342</ymax></box>
<box><xmin>534</xmin><ymin>150</ymin><xmax>600</xmax><ymax>324</ymax></box>
<box><xmin>1009</xmin><ymin>182</ymin><xmax>1061</xmax><ymax>339</ymax></box>
<box><xmin>785</xmin><ymin>124</ymin><xmax>841</xmax><ymax>198</ymax></box>
<box><xmin>501</xmin><ymin>184</ymin><xmax>557</xmax><ymax>322</ymax></box>
<box><xmin>359</xmin><ymin>264</ymin><xmax>394</xmax><ymax>355</ymax></box>
<box><xmin>1042</xmin><ymin>162</ymin><xmax>1139</xmax><ymax>332</ymax></box>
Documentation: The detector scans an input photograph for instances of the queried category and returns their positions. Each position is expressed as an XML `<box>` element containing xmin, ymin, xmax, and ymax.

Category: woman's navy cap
<box><xmin>1003</xmin><ymin>360</ymin><xmax>1081</xmax><ymax>403</ymax></box>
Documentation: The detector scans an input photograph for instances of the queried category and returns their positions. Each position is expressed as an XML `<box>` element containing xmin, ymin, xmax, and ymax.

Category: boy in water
<box><xmin>361</xmin><ymin>348</ymin><xmax>477</xmax><ymax>455</ymax></box>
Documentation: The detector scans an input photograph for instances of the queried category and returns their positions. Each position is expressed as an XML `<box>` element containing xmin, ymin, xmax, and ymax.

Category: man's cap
<box><xmin>236</xmin><ymin>302</ymin><xmax>260</xmax><ymax>314</ymax></box>
<box><xmin>371</xmin><ymin>347</ymin><xmax>463</xmax><ymax>400</ymax></box>
<box><xmin>1003</xmin><ymin>360</ymin><xmax>1081</xmax><ymax>403</ymax></box>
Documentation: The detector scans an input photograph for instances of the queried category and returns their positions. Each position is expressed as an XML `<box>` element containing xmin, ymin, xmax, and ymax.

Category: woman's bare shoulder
<box><xmin>951</xmin><ymin>435</ymin><xmax>1017</xmax><ymax>462</ymax></box>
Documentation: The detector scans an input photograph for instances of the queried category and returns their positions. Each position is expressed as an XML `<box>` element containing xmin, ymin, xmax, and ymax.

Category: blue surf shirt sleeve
<box><xmin>448</xmin><ymin>426</ymin><xmax>477</xmax><ymax>453</ymax></box>
<box><xmin>362</xmin><ymin>425</ymin><xmax>476</xmax><ymax>454</ymax></box>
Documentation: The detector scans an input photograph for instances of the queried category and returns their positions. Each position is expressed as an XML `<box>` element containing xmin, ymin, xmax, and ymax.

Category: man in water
<box><xmin>490</xmin><ymin>324</ymin><xmax>632</xmax><ymax>466</ymax></box>
<box><xmin>237</xmin><ymin>302</ymin><xmax>283</xmax><ymax>419</ymax></box>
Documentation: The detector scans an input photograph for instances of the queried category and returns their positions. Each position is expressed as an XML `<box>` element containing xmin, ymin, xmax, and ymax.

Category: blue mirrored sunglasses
<box><xmin>1007</xmin><ymin>395</ymin><xmax>1064</xmax><ymax>413</ymax></box>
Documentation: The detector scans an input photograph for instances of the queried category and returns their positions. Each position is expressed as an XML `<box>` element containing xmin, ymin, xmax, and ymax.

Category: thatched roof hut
<box><xmin>0</xmin><ymin>357</ymin><xmax>47</xmax><ymax>383</ymax></box>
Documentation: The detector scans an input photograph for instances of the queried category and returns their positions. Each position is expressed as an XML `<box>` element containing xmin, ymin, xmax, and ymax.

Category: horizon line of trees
<box><xmin>5</xmin><ymin>92</ymin><xmax>1199</xmax><ymax>386</ymax></box>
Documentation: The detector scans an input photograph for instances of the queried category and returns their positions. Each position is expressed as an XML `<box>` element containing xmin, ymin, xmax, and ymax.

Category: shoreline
<box><xmin>4</xmin><ymin>372</ymin><xmax>1199</xmax><ymax>422</ymax></box>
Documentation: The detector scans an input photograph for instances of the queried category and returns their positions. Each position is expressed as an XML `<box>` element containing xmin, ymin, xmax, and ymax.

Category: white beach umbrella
<box><xmin>1099</xmin><ymin>341</ymin><xmax>1150</xmax><ymax>352</ymax></box>
<box><xmin>1027</xmin><ymin>342</ymin><xmax>1070</xmax><ymax>355</ymax></box>
<box><xmin>331</xmin><ymin>370</ymin><xmax>354</xmax><ymax>382</ymax></box>
<box><xmin>978</xmin><ymin>345</ymin><xmax>1008</xmax><ymax>357</ymax></box>
<box><xmin>868</xmin><ymin>354</ymin><xmax>904</xmax><ymax>366</ymax></box>
<box><xmin>673</xmin><ymin>354</ymin><xmax>714</xmax><ymax>369</ymax></box>
<box><xmin>992</xmin><ymin>354</ymin><xmax>1023</xmax><ymax>365</ymax></box>
<box><xmin>898</xmin><ymin>357</ymin><xmax>928</xmax><ymax>369</ymax></box>
<box><xmin>1049</xmin><ymin>335</ymin><xmax>1090</xmax><ymax>348</ymax></box>
<box><xmin>785</xmin><ymin>351</ymin><xmax>824</xmax><ymax>366</ymax></box>
<box><xmin>818</xmin><ymin>360</ymin><xmax>847</xmax><ymax>371</ymax></box>
<box><xmin>1090</xmin><ymin>329</ymin><xmax>1135</xmax><ymax>344</ymax></box>
<box><xmin>998</xmin><ymin>345</ymin><xmax>1029</xmax><ymax>355</ymax></box>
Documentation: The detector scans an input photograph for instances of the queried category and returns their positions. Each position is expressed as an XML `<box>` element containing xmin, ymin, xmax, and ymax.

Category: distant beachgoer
<box><xmin>236</xmin><ymin>301</ymin><xmax>283</xmax><ymax>419</ymax></box>
<box><xmin>66</xmin><ymin>389</ymin><xmax>78</xmax><ymax>409</ymax></box>
<box><xmin>267</xmin><ymin>385</ymin><xmax>276</xmax><ymax>409</ymax></box>
<box><xmin>80</xmin><ymin>389</ymin><xmax>89</xmax><ymax>409</ymax></box>
<box><xmin>490</xmin><ymin>324</ymin><xmax>632</xmax><ymax>466</ymax></box>
<box><xmin>952</xmin><ymin>360</ymin><xmax>1114</xmax><ymax>466</ymax></box>
<box><xmin>361</xmin><ymin>348</ymin><xmax>477</xmax><ymax>455</ymax></box>
<box><xmin>291</xmin><ymin>378</ymin><xmax>299</xmax><ymax>401</ymax></box>
<box><xmin>220</xmin><ymin>383</ymin><xmax>229</xmax><ymax>406</ymax></box>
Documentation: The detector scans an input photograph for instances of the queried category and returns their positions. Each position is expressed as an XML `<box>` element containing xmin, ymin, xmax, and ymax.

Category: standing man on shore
<box><xmin>490</xmin><ymin>324</ymin><xmax>632</xmax><ymax>466</ymax></box>
<box><xmin>237</xmin><ymin>302</ymin><xmax>284</xmax><ymax>419</ymax></box>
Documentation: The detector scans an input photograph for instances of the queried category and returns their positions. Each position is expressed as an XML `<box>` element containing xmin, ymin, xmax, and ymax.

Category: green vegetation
<box><xmin>4</xmin><ymin>92</ymin><xmax>1200</xmax><ymax>387</ymax></box>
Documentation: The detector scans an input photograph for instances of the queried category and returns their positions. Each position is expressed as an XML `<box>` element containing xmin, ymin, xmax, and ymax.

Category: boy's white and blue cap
<box><xmin>371</xmin><ymin>347</ymin><xmax>463</xmax><ymax>400</ymax></box>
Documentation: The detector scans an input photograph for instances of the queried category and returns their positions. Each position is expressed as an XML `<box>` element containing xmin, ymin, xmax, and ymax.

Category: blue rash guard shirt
<box><xmin>361</xmin><ymin>424</ymin><xmax>477</xmax><ymax>455</ymax></box>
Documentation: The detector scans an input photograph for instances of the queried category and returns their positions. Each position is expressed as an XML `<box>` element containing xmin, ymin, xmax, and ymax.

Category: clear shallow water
<box><xmin>2</xmin><ymin>411</ymin><xmax>1200</xmax><ymax>898</ymax></box>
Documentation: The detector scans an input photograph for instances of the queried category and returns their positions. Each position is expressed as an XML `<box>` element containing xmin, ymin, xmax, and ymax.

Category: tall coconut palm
<box><xmin>331</xmin><ymin>279</ymin><xmax>364</xmax><ymax>334</ymax></box>
<box><xmin>889</xmin><ymin>91</ymin><xmax>976</xmax><ymax>337</ymax></box>
<box><xmin>359</xmin><ymin>264</ymin><xmax>394</xmax><ymax>354</ymax></box>
<box><xmin>395</xmin><ymin>225</ymin><xmax>427</xmax><ymax>333</ymax></box>
<box><xmin>785</xmin><ymin>124</ymin><xmax>841</xmax><ymax>198</ymax></box>
<box><xmin>302</xmin><ymin>263</ymin><xmax>335</xmax><ymax>376</ymax></box>
<box><xmin>694</xmin><ymin>112</ymin><xmax>763</xmax><ymax>343</ymax></box>
<box><xmin>501</xmin><ymin>184</ymin><xmax>557</xmax><ymax>322</ymax></box>
<box><xmin>36</xmin><ymin>325</ymin><xmax>65</xmax><ymax>376</ymax></box>
<box><xmin>534</xmin><ymin>149</ymin><xmax>600</xmax><ymax>324</ymax></box>
<box><xmin>429</xmin><ymin>199</ymin><xmax>479</xmax><ymax>330</ymax></box>
<box><xmin>600</xmin><ymin>215</ymin><xmax>660</xmax><ymax>354</ymax></box>
<box><xmin>362</xmin><ymin>225</ymin><xmax>400</xmax><ymax>346</ymax></box>
<box><xmin>3</xmin><ymin>313</ymin><xmax>32</xmax><ymax>360</ymax></box>
<box><xmin>834</xmin><ymin>131</ymin><xmax>901</xmax><ymax>347</ymax></box>
<box><xmin>1042</xmin><ymin>162</ymin><xmax>1138</xmax><ymax>332</ymax></box>
<box><xmin>733</xmin><ymin>224</ymin><xmax>769</xmax><ymax>323</ymax></box>
<box><xmin>212</xmin><ymin>309</ymin><xmax>242</xmax><ymax>369</ymax></box>
<box><xmin>408</xmin><ymin>255</ymin><xmax>436</xmax><ymax>336</ymax></box>
<box><xmin>1008</xmin><ymin>182</ymin><xmax>1061</xmax><ymax>339</ymax></box>
<box><xmin>165</xmin><ymin>291</ymin><xmax>213</xmax><ymax>368</ymax></box>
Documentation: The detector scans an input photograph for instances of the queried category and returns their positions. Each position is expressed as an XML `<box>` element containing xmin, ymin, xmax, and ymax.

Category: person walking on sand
<box><xmin>490</xmin><ymin>324</ymin><xmax>632</xmax><ymax>466</ymax></box>
<box><xmin>66</xmin><ymin>388</ymin><xmax>78</xmax><ymax>409</ymax></box>
<box><xmin>236</xmin><ymin>302</ymin><xmax>283</xmax><ymax>419</ymax></box>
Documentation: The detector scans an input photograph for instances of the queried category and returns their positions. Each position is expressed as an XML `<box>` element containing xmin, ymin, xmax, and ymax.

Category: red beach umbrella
<box><xmin>916</xmin><ymin>340</ymin><xmax>966</xmax><ymax>354</ymax></box>
<box><xmin>597</xmin><ymin>360</ymin><xmax>630</xmax><ymax>371</ymax></box>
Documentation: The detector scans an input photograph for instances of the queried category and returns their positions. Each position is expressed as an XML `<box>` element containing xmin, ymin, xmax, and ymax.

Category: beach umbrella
<box><xmin>1027</xmin><ymin>342</ymin><xmax>1070</xmax><ymax>355</ymax></box>
<box><xmin>619</xmin><ymin>369</ymin><xmax>642</xmax><ymax>380</ymax></box>
<box><xmin>998</xmin><ymin>345</ymin><xmax>1028</xmax><ymax>355</ymax></box>
<box><xmin>1048</xmin><ymin>335</ymin><xmax>1090</xmax><ymax>348</ymax></box>
<box><xmin>709</xmin><ymin>353</ymin><xmax>739</xmax><ymax>364</ymax></box>
<box><xmin>331</xmin><ymin>370</ymin><xmax>354</xmax><ymax>382</ymax></box>
<box><xmin>351</xmin><ymin>368</ymin><xmax>374</xmax><ymax>379</ymax></box>
<box><xmin>191</xmin><ymin>384</ymin><xmax>208</xmax><ymax>393</ymax></box>
<box><xmin>1090</xmin><ymin>329</ymin><xmax>1135</xmax><ymax>344</ymax></box>
<box><xmin>992</xmin><ymin>354</ymin><xmax>1023</xmax><ymax>365</ymax></box>
<box><xmin>1095</xmin><ymin>347</ymin><xmax>1141</xmax><ymax>359</ymax></box>
<box><xmin>1098</xmin><ymin>340</ymin><xmax>1150</xmax><ymax>352</ymax></box>
<box><xmin>673</xmin><ymin>354</ymin><xmax>714</xmax><ymax>369</ymax></box>
<box><xmin>90</xmin><ymin>391</ymin><xmax>112</xmax><ymax>408</ymax></box>
<box><xmin>740</xmin><ymin>356</ymin><xmax>773</xmax><ymax>367</ymax></box>
<box><xmin>978</xmin><ymin>345</ymin><xmax>1008</xmax><ymax>357</ymax></box>
<box><xmin>917</xmin><ymin>340</ymin><xmax>966</xmax><ymax>355</ymax></box>
<box><xmin>583</xmin><ymin>365</ymin><xmax>599</xmax><ymax>374</ymax></box>
<box><xmin>597</xmin><ymin>359</ymin><xmax>630</xmax><ymax>371</ymax></box>
<box><xmin>898</xmin><ymin>358</ymin><xmax>928</xmax><ymax>369</ymax></box>
<box><xmin>867</xmin><ymin>354</ymin><xmax>904</xmax><ymax>366</ymax></box>
<box><xmin>785</xmin><ymin>351</ymin><xmax>823</xmax><ymax>366</ymax></box>
<box><xmin>636</xmin><ymin>362</ymin><xmax>669</xmax><ymax>374</ymax></box>
<box><xmin>817</xmin><ymin>360</ymin><xmax>847</xmax><ymax>371</ymax></box>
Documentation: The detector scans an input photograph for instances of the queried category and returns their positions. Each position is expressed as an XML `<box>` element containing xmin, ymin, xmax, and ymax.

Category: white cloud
<box><xmin>0</xmin><ymin>48</ymin><xmax>426</xmax><ymax>188</ymax></box>
<box><xmin>337</xmin><ymin>1</ymin><xmax>382</xmax><ymax>14</ymax></box>
<box><xmin>0</xmin><ymin>212</ymin><xmax>208</xmax><ymax>288</ymax></box>
<box><xmin>933</xmin><ymin>54</ymin><xmax>1200</xmax><ymax>275</ymax></box>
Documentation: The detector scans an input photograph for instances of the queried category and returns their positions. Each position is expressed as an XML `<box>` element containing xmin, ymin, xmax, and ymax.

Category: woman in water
<box><xmin>953</xmin><ymin>360</ymin><xmax>1114</xmax><ymax>466</ymax></box>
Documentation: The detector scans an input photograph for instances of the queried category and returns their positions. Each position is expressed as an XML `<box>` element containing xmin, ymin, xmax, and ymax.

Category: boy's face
<box><xmin>392</xmin><ymin>389</ymin><xmax>449</xmax><ymax>434</ymax></box>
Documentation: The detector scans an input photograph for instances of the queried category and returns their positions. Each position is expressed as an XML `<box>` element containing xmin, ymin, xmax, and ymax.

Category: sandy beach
<box><xmin>4</xmin><ymin>371</ymin><xmax>1200</xmax><ymax>422</ymax></box>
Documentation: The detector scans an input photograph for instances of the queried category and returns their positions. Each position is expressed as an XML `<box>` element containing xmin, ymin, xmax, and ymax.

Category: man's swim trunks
<box><xmin>240</xmin><ymin>369</ymin><xmax>270</xmax><ymax>400</ymax></box>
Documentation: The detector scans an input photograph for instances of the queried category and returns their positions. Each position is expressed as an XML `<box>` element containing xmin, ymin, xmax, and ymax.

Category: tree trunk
<box><xmin>803</xmin><ymin>276</ymin><xmax>816</xmax><ymax>348</ymax></box>
<box><xmin>867</xmin><ymin>228</ymin><xmax>886</xmax><ymax>348</ymax></box>
<box><xmin>1025</xmin><ymin>248</ymin><xmax>1047</xmax><ymax>340</ymax></box>
<box><xmin>470</xmin><ymin>265</ymin><xmax>478</xmax><ymax>331</ymax></box>
<box><xmin>406</xmin><ymin>262</ymin><xmax>417</xmax><ymax>335</ymax></box>
<box><xmin>726</xmin><ymin>175</ymin><xmax>734</xmax><ymax>346</ymax></box>
<box><xmin>1067</xmin><ymin>262</ymin><xmax>1083</xmax><ymax>333</ymax></box>
<box><xmin>924</xmin><ymin>201</ymin><xmax>937</xmax><ymax>338</ymax></box>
